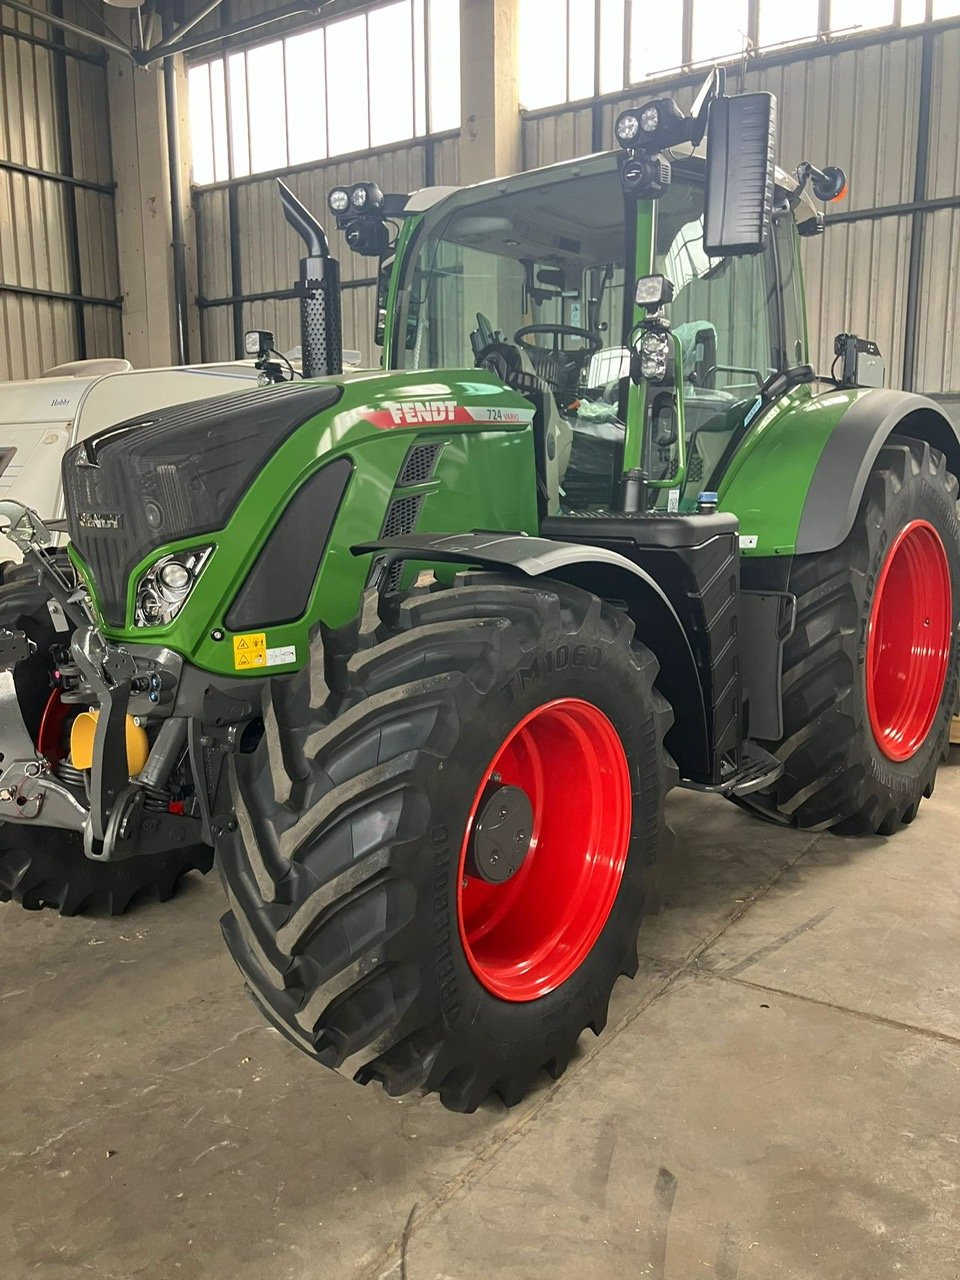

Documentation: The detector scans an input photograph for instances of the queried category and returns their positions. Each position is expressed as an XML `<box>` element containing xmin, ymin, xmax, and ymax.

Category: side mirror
<box><xmin>812</xmin><ymin>165</ymin><xmax>847</xmax><ymax>202</ymax></box>
<box><xmin>834</xmin><ymin>333</ymin><xmax>885</xmax><ymax>389</ymax></box>
<box><xmin>703</xmin><ymin>92</ymin><xmax>777</xmax><ymax>257</ymax></box>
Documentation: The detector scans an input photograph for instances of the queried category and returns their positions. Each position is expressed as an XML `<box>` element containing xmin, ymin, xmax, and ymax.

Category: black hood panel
<box><xmin>62</xmin><ymin>381</ymin><xmax>342</xmax><ymax>626</ymax></box>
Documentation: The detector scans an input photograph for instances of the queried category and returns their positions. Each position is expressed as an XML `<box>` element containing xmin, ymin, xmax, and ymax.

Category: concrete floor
<box><xmin>2</xmin><ymin>765</ymin><xmax>960</xmax><ymax>1280</ymax></box>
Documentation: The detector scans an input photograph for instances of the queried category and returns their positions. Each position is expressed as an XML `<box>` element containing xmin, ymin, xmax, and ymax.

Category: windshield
<box><xmin>395</xmin><ymin>165</ymin><xmax>628</xmax><ymax>400</ymax></box>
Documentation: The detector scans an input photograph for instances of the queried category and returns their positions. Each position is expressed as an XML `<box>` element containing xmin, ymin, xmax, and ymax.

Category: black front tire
<box><xmin>217</xmin><ymin>577</ymin><xmax>674</xmax><ymax>1111</ymax></box>
<box><xmin>0</xmin><ymin>827</ymin><xmax>213</xmax><ymax>916</ymax></box>
<box><xmin>748</xmin><ymin>438</ymin><xmax>960</xmax><ymax>834</ymax></box>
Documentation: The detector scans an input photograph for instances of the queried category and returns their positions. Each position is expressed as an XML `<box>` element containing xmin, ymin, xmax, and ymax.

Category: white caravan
<box><xmin>0</xmin><ymin>358</ymin><xmax>263</xmax><ymax>565</ymax></box>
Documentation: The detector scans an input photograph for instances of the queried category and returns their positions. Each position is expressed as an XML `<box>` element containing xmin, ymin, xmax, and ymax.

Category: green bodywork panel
<box><xmin>72</xmin><ymin>368</ymin><xmax>540</xmax><ymax>679</ymax></box>
<box><xmin>718</xmin><ymin>384</ymin><xmax>864</xmax><ymax>556</ymax></box>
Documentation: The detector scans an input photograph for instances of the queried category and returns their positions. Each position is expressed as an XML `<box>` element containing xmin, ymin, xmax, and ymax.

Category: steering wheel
<box><xmin>513</xmin><ymin>324</ymin><xmax>603</xmax><ymax>355</ymax></box>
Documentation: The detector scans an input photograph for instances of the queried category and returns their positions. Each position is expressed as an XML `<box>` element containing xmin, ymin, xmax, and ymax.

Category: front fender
<box><xmin>356</xmin><ymin>531</ymin><xmax>713</xmax><ymax>781</ymax></box>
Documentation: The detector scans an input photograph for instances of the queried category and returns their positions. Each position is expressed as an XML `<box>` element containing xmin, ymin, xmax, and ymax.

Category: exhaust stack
<box><xmin>278</xmin><ymin>179</ymin><xmax>343</xmax><ymax>379</ymax></box>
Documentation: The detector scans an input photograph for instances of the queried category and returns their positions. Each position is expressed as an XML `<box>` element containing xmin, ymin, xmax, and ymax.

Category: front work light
<box><xmin>634</xmin><ymin>274</ymin><xmax>675</xmax><ymax>312</ymax></box>
<box><xmin>349</xmin><ymin>182</ymin><xmax>384</xmax><ymax>212</ymax></box>
<box><xmin>243</xmin><ymin>329</ymin><xmax>273</xmax><ymax>358</ymax></box>
<box><xmin>615</xmin><ymin>111</ymin><xmax>640</xmax><ymax>144</ymax></box>
<box><xmin>134</xmin><ymin>547</ymin><xmax>212</xmax><ymax>628</ymax></box>
<box><xmin>328</xmin><ymin>187</ymin><xmax>350</xmax><ymax>214</ymax></box>
<box><xmin>616</xmin><ymin>96</ymin><xmax>689</xmax><ymax>154</ymax></box>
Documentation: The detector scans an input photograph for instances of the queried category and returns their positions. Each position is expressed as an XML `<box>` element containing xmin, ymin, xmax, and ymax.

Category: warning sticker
<box><xmin>232</xmin><ymin>634</ymin><xmax>297</xmax><ymax>670</ymax></box>
<box><xmin>233</xmin><ymin>632</ymin><xmax>267</xmax><ymax>670</ymax></box>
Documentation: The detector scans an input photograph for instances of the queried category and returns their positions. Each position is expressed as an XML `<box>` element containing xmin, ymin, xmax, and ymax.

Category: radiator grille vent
<box><xmin>381</xmin><ymin>493</ymin><xmax>424</xmax><ymax>539</ymax></box>
<box><xmin>381</xmin><ymin>492</ymin><xmax>425</xmax><ymax>591</ymax></box>
<box><xmin>398</xmin><ymin>442</ymin><xmax>442</xmax><ymax>486</ymax></box>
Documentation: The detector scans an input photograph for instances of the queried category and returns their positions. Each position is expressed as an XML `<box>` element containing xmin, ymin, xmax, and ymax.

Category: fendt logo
<box><xmin>78</xmin><ymin>511</ymin><xmax>123</xmax><ymax>530</ymax></box>
<box><xmin>365</xmin><ymin>400</ymin><xmax>537</xmax><ymax>431</ymax></box>
<box><xmin>385</xmin><ymin>400</ymin><xmax>458</xmax><ymax>426</ymax></box>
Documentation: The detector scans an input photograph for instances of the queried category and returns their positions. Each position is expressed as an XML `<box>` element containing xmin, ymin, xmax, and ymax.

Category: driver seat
<box><xmin>515</xmin><ymin>347</ymin><xmax>573</xmax><ymax>514</ymax></box>
<box><xmin>477</xmin><ymin>342</ymin><xmax>573</xmax><ymax>515</ymax></box>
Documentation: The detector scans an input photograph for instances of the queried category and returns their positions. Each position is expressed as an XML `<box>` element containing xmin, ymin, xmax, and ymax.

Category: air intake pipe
<box><xmin>278</xmin><ymin>179</ymin><xmax>343</xmax><ymax>378</ymax></box>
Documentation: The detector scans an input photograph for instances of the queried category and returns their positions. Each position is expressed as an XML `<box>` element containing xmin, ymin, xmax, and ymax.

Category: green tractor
<box><xmin>1</xmin><ymin>70</ymin><xmax>958</xmax><ymax>1111</ymax></box>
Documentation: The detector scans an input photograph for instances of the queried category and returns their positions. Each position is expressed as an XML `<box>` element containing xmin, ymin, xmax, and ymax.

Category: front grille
<box><xmin>62</xmin><ymin>382</ymin><xmax>342</xmax><ymax>626</ymax></box>
<box><xmin>398</xmin><ymin>442</ymin><xmax>442</xmax><ymax>486</ymax></box>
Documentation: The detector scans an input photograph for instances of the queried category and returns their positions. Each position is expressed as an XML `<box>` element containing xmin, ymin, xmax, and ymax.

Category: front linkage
<box><xmin>0</xmin><ymin>501</ymin><xmax>215</xmax><ymax>912</ymax></box>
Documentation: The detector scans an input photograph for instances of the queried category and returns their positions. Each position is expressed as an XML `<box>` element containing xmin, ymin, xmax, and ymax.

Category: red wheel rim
<box><xmin>866</xmin><ymin>519</ymin><xmax>952</xmax><ymax>762</ymax></box>
<box><xmin>456</xmin><ymin>698</ymin><xmax>632</xmax><ymax>1002</ymax></box>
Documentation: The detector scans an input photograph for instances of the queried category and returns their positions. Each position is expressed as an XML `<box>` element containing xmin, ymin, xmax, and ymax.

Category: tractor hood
<box><xmin>62</xmin><ymin>381</ymin><xmax>343</xmax><ymax>626</ymax></box>
<box><xmin>61</xmin><ymin>369</ymin><xmax>538</xmax><ymax>639</ymax></box>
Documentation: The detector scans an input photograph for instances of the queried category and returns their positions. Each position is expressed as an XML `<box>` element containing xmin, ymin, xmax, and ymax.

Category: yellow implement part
<box><xmin>69</xmin><ymin>710</ymin><xmax>150</xmax><ymax>776</ymax></box>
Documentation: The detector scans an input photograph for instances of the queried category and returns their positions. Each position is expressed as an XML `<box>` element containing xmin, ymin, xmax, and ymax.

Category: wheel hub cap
<box><xmin>466</xmin><ymin>783</ymin><xmax>534</xmax><ymax>885</ymax></box>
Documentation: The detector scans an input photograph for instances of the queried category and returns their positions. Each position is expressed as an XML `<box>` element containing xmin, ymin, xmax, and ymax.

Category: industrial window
<box><xmin>519</xmin><ymin>0</ymin><xmax>943</xmax><ymax>110</ymax></box>
<box><xmin>188</xmin><ymin>0</ymin><xmax>460</xmax><ymax>185</ymax></box>
<box><xmin>690</xmin><ymin>0</ymin><xmax>750</xmax><ymax>63</ymax></box>
<box><xmin>830</xmin><ymin>0</ymin><xmax>895</xmax><ymax>30</ymax></box>
<box><xmin>629</xmin><ymin>0</ymin><xmax>684</xmax><ymax>83</ymax></box>
<box><xmin>758</xmin><ymin>0</ymin><xmax>819</xmax><ymax>47</ymax></box>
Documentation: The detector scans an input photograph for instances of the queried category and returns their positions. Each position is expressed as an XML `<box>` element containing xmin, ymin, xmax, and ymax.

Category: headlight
<box><xmin>640</xmin><ymin>104</ymin><xmax>660</xmax><ymax>133</ymax></box>
<box><xmin>134</xmin><ymin>547</ymin><xmax>212</xmax><ymax>627</ymax></box>
<box><xmin>615</xmin><ymin>111</ymin><xmax>640</xmax><ymax>144</ymax></box>
<box><xmin>328</xmin><ymin>187</ymin><xmax>350</xmax><ymax>214</ymax></box>
<box><xmin>350</xmin><ymin>185</ymin><xmax>369</xmax><ymax>210</ymax></box>
<box><xmin>638</xmin><ymin>330</ymin><xmax>671</xmax><ymax>382</ymax></box>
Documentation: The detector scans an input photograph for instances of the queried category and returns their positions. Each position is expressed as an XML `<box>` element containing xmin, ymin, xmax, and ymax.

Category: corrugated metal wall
<box><xmin>521</xmin><ymin>24</ymin><xmax>960</xmax><ymax>393</ymax></box>
<box><xmin>0</xmin><ymin>0</ymin><xmax>121</xmax><ymax>380</ymax></box>
<box><xmin>195</xmin><ymin>133</ymin><xmax>459</xmax><ymax>367</ymax></box>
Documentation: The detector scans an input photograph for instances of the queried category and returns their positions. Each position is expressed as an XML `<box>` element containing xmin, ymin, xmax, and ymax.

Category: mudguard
<box><xmin>794</xmin><ymin>390</ymin><xmax>960</xmax><ymax>554</ymax></box>
<box><xmin>720</xmin><ymin>387</ymin><xmax>960</xmax><ymax>558</ymax></box>
<box><xmin>356</xmin><ymin>530</ymin><xmax>713</xmax><ymax>780</ymax></box>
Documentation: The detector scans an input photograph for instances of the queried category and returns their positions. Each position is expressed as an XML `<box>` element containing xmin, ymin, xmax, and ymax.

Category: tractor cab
<box><xmin>364</xmin><ymin>143</ymin><xmax>814</xmax><ymax>527</ymax></box>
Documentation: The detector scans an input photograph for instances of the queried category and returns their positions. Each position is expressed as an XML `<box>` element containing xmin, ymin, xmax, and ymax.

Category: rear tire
<box><xmin>217</xmin><ymin>577</ymin><xmax>674</xmax><ymax>1111</ymax></box>
<box><xmin>749</xmin><ymin>438</ymin><xmax>960</xmax><ymax>833</ymax></box>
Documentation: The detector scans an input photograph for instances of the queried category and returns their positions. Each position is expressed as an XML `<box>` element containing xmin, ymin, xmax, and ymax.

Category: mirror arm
<box><xmin>690</xmin><ymin>66</ymin><xmax>726</xmax><ymax>144</ymax></box>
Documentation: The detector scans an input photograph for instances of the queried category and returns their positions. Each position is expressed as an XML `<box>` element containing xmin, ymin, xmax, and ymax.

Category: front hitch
<box><xmin>69</xmin><ymin>628</ymin><xmax>205</xmax><ymax>860</ymax></box>
<box><xmin>0</xmin><ymin>501</ymin><xmax>210</xmax><ymax>859</ymax></box>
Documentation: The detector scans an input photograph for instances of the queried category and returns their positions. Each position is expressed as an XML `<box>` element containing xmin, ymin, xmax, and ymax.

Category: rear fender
<box><xmin>357</xmin><ymin>531</ymin><xmax>712</xmax><ymax>781</ymax></box>
<box><xmin>720</xmin><ymin>388</ymin><xmax>960</xmax><ymax>558</ymax></box>
<box><xmin>795</xmin><ymin>391</ymin><xmax>960</xmax><ymax>553</ymax></box>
